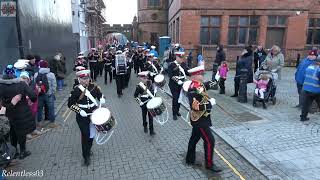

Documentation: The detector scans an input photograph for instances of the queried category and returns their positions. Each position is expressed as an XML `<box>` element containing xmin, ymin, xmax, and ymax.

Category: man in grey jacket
<box><xmin>34</xmin><ymin>60</ymin><xmax>57</xmax><ymax>128</ymax></box>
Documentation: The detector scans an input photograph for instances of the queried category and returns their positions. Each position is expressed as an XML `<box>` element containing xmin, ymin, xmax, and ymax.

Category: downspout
<box><xmin>15</xmin><ymin>0</ymin><xmax>24</xmax><ymax>58</ymax></box>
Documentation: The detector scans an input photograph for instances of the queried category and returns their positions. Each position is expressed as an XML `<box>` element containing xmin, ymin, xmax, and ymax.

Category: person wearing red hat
<box><xmin>67</xmin><ymin>69</ymin><xmax>105</xmax><ymax>166</ymax></box>
<box><xmin>167</xmin><ymin>51</ymin><xmax>190</xmax><ymax>120</ymax></box>
<box><xmin>185</xmin><ymin>66</ymin><xmax>222</xmax><ymax>173</ymax></box>
<box><xmin>295</xmin><ymin>49</ymin><xmax>318</xmax><ymax>108</ymax></box>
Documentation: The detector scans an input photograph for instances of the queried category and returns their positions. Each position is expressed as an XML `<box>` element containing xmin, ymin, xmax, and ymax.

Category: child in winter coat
<box><xmin>253</xmin><ymin>74</ymin><xmax>269</xmax><ymax>99</ymax></box>
<box><xmin>218</xmin><ymin>61</ymin><xmax>229</xmax><ymax>94</ymax></box>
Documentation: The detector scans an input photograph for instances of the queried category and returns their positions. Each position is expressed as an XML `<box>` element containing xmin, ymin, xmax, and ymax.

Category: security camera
<box><xmin>296</xmin><ymin>11</ymin><xmax>301</xmax><ymax>15</ymax></box>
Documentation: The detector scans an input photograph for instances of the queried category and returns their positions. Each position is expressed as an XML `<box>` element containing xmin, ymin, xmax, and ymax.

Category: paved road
<box><xmin>8</xmin><ymin>72</ymin><xmax>265</xmax><ymax>180</ymax></box>
<box><xmin>203</xmin><ymin>67</ymin><xmax>320</xmax><ymax>179</ymax></box>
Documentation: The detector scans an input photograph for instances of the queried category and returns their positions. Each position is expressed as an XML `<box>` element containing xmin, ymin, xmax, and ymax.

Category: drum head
<box><xmin>183</xmin><ymin>80</ymin><xmax>192</xmax><ymax>92</ymax></box>
<box><xmin>154</xmin><ymin>74</ymin><xmax>164</xmax><ymax>83</ymax></box>
<box><xmin>147</xmin><ymin>97</ymin><xmax>163</xmax><ymax>109</ymax></box>
<box><xmin>91</xmin><ymin>108</ymin><xmax>111</xmax><ymax>125</ymax></box>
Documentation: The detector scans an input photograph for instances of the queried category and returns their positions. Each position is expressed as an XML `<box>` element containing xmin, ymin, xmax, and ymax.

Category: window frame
<box><xmin>200</xmin><ymin>16</ymin><xmax>221</xmax><ymax>45</ymax></box>
<box><xmin>307</xmin><ymin>18</ymin><xmax>320</xmax><ymax>45</ymax></box>
<box><xmin>228</xmin><ymin>16</ymin><xmax>259</xmax><ymax>45</ymax></box>
<box><xmin>148</xmin><ymin>0</ymin><xmax>160</xmax><ymax>8</ymax></box>
<box><xmin>268</xmin><ymin>15</ymin><xmax>287</xmax><ymax>27</ymax></box>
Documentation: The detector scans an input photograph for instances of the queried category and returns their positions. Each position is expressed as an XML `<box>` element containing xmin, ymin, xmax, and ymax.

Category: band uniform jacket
<box><xmin>168</xmin><ymin>61</ymin><xmax>189</xmax><ymax>91</ymax></box>
<box><xmin>105</xmin><ymin>55</ymin><xmax>113</xmax><ymax>72</ymax></box>
<box><xmin>68</xmin><ymin>83</ymin><xmax>103</xmax><ymax>114</ymax></box>
<box><xmin>187</xmin><ymin>81</ymin><xmax>214</xmax><ymax>128</ymax></box>
<box><xmin>134</xmin><ymin>82</ymin><xmax>155</xmax><ymax>107</ymax></box>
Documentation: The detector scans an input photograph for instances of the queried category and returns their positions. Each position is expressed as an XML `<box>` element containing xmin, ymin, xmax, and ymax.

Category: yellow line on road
<box><xmin>161</xmin><ymin>91</ymin><xmax>246</xmax><ymax>180</ymax></box>
<box><xmin>64</xmin><ymin>109</ymin><xmax>72</xmax><ymax>122</ymax></box>
<box><xmin>62</xmin><ymin>108</ymin><xmax>70</xmax><ymax>118</ymax></box>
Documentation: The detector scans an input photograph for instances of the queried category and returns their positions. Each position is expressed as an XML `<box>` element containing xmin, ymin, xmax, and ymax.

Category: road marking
<box><xmin>64</xmin><ymin>109</ymin><xmax>72</xmax><ymax>122</ymax></box>
<box><xmin>62</xmin><ymin>108</ymin><xmax>70</xmax><ymax>118</ymax></box>
<box><xmin>161</xmin><ymin>90</ymin><xmax>246</xmax><ymax>180</ymax></box>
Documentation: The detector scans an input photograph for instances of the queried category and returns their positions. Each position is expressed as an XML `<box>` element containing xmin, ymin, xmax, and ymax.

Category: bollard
<box><xmin>238</xmin><ymin>68</ymin><xmax>248</xmax><ymax>103</ymax></box>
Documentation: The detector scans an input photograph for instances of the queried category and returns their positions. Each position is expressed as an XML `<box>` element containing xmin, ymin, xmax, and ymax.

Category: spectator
<box><xmin>214</xmin><ymin>44</ymin><xmax>226</xmax><ymax>66</ymax></box>
<box><xmin>295</xmin><ymin>50</ymin><xmax>317</xmax><ymax>108</ymax></box>
<box><xmin>0</xmin><ymin>65</ymin><xmax>37</xmax><ymax>159</ymax></box>
<box><xmin>218</xmin><ymin>61</ymin><xmax>229</xmax><ymax>94</ymax></box>
<box><xmin>261</xmin><ymin>45</ymin><xmax>284</xmax><ymax>80</ymax></box>
<box><xmin>25</xmin><ymin>55</ymin><xmax>38</xmax><ymax>81</ymax></box>
<box><xmin>300</xmin><ymin>57</ymin><xmax>320</xmax><ymax>121</ymax></box>
<box><xmin>197</xmin><ymin>53</ymin><xmax>204</xmax><ymax>66</ymax></box>
<box><xmin>231</xmin><ymin>46</ymin><xmax>254</xmax><ymax>97</ymax></box>
<box><xmin>34</xmin><ymin>60</ymin><xmax>57</xmax><ymax>129</ymax></box>
<box><xmin>51</xmin><ymin>53</ymin><xmax>66</xmax><ymax>91</ymax></box>
<box><xmin>253</xmin><ymin>45</ymin><xmax>267</xmax><ymax>72</ymax></box>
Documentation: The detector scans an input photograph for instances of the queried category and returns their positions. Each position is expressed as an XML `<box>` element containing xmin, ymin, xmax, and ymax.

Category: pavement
<box><xmin>201</xmin><ymin>67</ymin><xmax>320</xmax><ymax>180</ymax></box>
<box><xmin>7</xmin><ymin>71</ymin><xmax>266</xmax><ymax>180</ymax></box>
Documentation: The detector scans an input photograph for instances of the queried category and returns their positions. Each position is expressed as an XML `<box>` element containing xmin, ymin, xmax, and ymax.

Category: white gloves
<box><xmin>100</xmin><ymin>97</ymin><xmax>106</xmax><ymax>105</ymax></box>
<box><xmin>209</xmin><ymin>98</ymin><xmax>216</xmax><ymax>106</ymax></box>
<box><xmin>79</xmin><ymin>110</ymin><xmax>88</xmax><ymax>117</ymax></box>
<box><xmin>178</xmin><ymin>80</ymin><xmax>183</xmax><ymax>85</ymax></box>
<box><xmin>149</xmin><ymin>72</ymin><xmax>156</xmax><ymax>77</ymax></box>
<box><xmin>139</xmin><ymin>102</ymin><xmax>144</xmax><ymax>106</ymax></box>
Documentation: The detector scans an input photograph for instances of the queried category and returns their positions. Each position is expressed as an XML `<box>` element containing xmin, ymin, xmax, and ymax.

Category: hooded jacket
<box><xmin>214</xmin><ymin>45</ymin><xmax>226</xmax><ymax>66</ymax></box>
<box><xmin>34</xmin><ymin>68</ymin><xmax>57</xmax><ymax>96</ymax></box>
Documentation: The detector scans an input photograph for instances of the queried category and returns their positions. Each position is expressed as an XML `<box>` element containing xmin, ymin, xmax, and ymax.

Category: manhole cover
<box><xmin>233</xmin><ymin>111</ymin><xmax>262</xmax><ymax>122</ymax></box>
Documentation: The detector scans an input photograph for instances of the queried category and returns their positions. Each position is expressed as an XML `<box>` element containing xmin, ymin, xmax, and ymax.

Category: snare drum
<box><xmin>154</xmin><ymin>74</ymin><xmax>166</xmax><ymax>88</ymax></box>
<box><xmin>182</xmin><ymin>80</ymin><xmax>192</xmax><ymax>95</ymax></box>
<box><xmin>146</xmin><ymin>97</ymin><xmax>166</xmax><ymax>117</ymax></box>
<box><xmin>90</xmin><ymin>108</ymin><xmax>116</xmax><ymax>133</ymax></box>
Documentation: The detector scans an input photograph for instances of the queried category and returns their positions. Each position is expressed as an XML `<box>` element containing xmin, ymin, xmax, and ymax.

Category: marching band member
<box><xmin>150</xmin><ymin>45</ymin><xmax>159</xmax><ymax>58</ymax></box>
<box><xmin>67</xmin><ymin>69</ymin><xmax>106</xmax><ymax>166</ymax></box>
<box><xmin>185</xmin><ymin>66</ymin><xmax>222</xmax><ymax>173</ymax></box>
<box><xmin>74</xmin><ymin>55</ymin><xmax>88</xmax><ymax>70</ymax></box>
<box><xmin>115</xmin><ymin>50</ymin><xmax>125</xmax><ymax>97</ymax></box>
<box><xmin>97</xmin><ymin>45</ymin><xmax>105</xmax><ymax>77</ymax></box>
<box><xmin>167</xmin><ymin>51</ymin><xmax>190</xmax><ymax>120</ymax></box>
<box><xmin>104</xmin><ymin>52</ymin><xmax>113</xmax><ymax>84</ymax></box>
<box><xmin>87</xmin><ymin>48</ymin><xmax>99</xmax><ymax>81</ymax></box>
<box><xmin>134</xmin><ymin>71</ymin><xmax>156</xmax><ymax>135</ymax></box>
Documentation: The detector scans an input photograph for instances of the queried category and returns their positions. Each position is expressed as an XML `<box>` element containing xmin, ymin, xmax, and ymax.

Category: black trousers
<box><xmin>138</xmin><ymin>63</ymin><xmax>144</xmax><ymax>72</ymax></box>
<box><xmin>186</xmin><ymin>126</ymin><xmax>215</xmax><ymax>168</ymax></box>
<box><xmin>141</xmin><ymin>105</ymin><xmax>153</xmax><ymax>131</ymax></box>
<box><xmin>233</xmin><ymin>77</ymin><xmax>240</xmax><ymax>95</ymax></box>
<box><xmin>219</xmin><ymin>78</ymin><xmax>226</xmax><ymax>93</ymax></box>
<box><xmin>76</xmin><ymin>115</ymin><xmax>93</xmax><ymax>159</ymax></box>
<box><xmin>301</xmin><ymin>91</ymin><xmax>320</xmax><ymax>119</ymax></box>
<box><xmin>115</xmin><ymin>75</ymin><xmax>124</xmax><ymax>95</ymax></box>
<box><xmin>97</xmin><ymin>61</ymin><xmax>104</xmax><ymax>76</ymax></box>
<box><xmin>169</xmin><ymin>85</ymin><xmax>181</xmax><ymax>116</ymax></box>
<box><xmin>104</xmin><ymin>66</ymin><xmax>112</xmax><ymax>83</ymax></box>
<box><xmin>89</xmin><ymin>62</ymin><xmax>98</xmax><ymax>81</ymax></box>
<box><xmin>10</xmin><ymin>127</ymin><xmax>26</xmax><ymax>152</ymax></box>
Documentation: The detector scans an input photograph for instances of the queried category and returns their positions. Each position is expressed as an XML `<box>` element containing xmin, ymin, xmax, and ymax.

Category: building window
<box><xmin>176</xmin><ymin>18</ymin><xmax>180</xmax><ymax>43</ymax></box>
<box><xmin>228</xmin><ymin>16</ymin><xmax>259</xmax><ymax>45</ymax></box>
<box><xmin>268</xmin><ymin>16</ymin><xmax>287</xmax><ymax>27</ymax></box>
<box><xmin>200</xmin><ymin>16</ymin><xmax>221</xmax><ymax>45</ymax></box>
<box><xmin>148</xmin><ymin>0</ymin><xmax>160</xmax><ymax>7</ymax></box>
<box><xmin>307</xmin><ymin>18</ymin><xmax>320</xmax><ymax>45</ymax></box>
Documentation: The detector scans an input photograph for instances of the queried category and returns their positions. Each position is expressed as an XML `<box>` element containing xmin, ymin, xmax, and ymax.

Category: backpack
<box><xmin>35</xmin><ymin>73</ymin><xmax>49</xmax><ymax>95</ymax></box>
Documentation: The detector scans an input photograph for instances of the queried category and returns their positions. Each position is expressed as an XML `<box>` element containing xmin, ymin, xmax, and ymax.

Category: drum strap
<box><xmin>175</xmin><ymin>61</ymin><xmax>186</xmax><ymax>79</ymax></box>
<box><xmin>78</xmin><ymin>85</ymin><xmax>98</xmax><ymax>106</ymax></box>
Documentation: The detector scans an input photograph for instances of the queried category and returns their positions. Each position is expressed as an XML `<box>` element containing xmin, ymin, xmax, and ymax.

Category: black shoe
<box><xmin>231</xmin><ymin>94</ymin><xmax>238</xmax><ymax>97</ymax></box>
<box><xmin>300</xmin><ymin>117</ymin><xmax>310</xmax><ymax>121</ymax></box>
<box><xmin>173</xmin><ymin>115</ymin><xmax>177</xmax><ymax>120</ymax></box>
<box><xmin>150</xmin><ymin>131</ymin><xmax>156</xmax><ymax>136</ymax></box>
<box><xmin>186</xmin><ymin>161</ymin><xmax>202</xmax><ymax>166</ymax></box>
<box><xmin>144</xmin><ymin>127</ymin><xmax>148</xmax><ymax>133</ymax></box>
<box><xmin>19</xmin><ymin>151</ymin><xmax>31</xmax><ymax>159</ymax></box>
<box><xmin>84</xmin><ymin>157</ymin><xmax>90</xmax><ymax>166</ymax></box>
<box><xmin>206</xmin><ymin>165</ymin><xmax>222</xmax><ymax>173</ymax></box>
<box><xmin>176</xmin><ymin>112</ymin><xmax>181</xmax><ymax>116</ymax></box>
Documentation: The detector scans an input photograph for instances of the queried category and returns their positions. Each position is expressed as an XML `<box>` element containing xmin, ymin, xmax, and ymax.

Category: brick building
<box><xmin>137</xmin><ymin>0</ymin><xmax>168</xmax><ymax>47</ymax></box>
<box><xmin>168</xmin><ymin>0</ymin><xmax>320</xmax><ymax>68</ymax></box>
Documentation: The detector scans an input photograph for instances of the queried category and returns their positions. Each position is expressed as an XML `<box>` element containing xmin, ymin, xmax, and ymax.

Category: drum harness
<box><xmin>137</xmin><ymin>82</ymin><xmax>156</xmax><ymax>106</ymax></box>
<box><xmin>77</xmin><ymin>85</ymin><xmax>98</xmax><ymax>109</ymax></box>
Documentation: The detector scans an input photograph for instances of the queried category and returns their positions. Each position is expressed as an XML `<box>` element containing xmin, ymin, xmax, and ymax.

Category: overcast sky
<box><xmin>104</xmin><ymin>0</ymin><xmax>137</xmax><ymax>25</ymax></box>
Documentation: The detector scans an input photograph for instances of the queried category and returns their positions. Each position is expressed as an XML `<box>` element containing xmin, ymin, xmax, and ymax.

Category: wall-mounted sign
<box><xmin>0</xmin><ymin>1</ymin><xmax>16</xmax><ymax>17</ymax></box>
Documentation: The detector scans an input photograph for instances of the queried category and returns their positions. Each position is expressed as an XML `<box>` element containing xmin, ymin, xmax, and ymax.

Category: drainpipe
<box><xmin>15</xmin><ymin>0</ymin><xmax>24</xmax><ymax>58</ymax></box>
